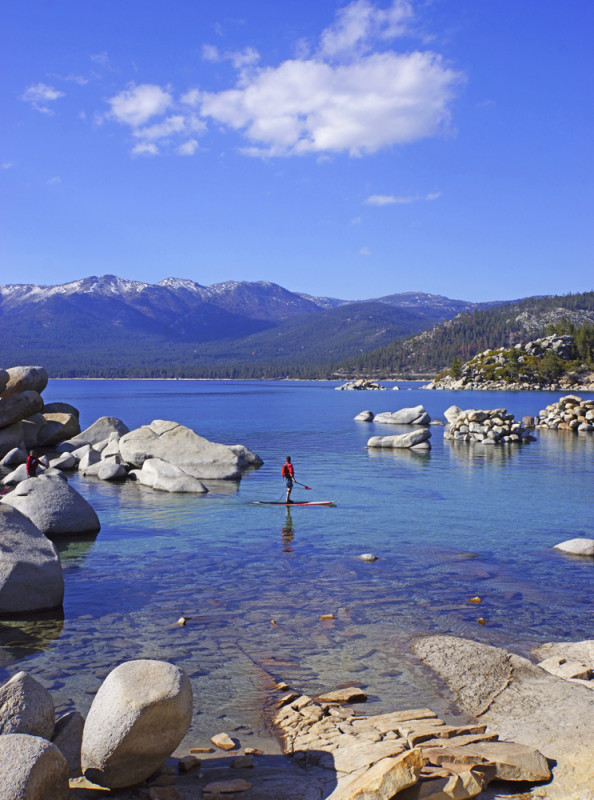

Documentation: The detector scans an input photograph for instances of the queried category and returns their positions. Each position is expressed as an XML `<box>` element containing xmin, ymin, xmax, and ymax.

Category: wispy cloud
<box><xmin>319</xmin><ymin>0</ymin><xmax>413</xmax><ymax>59</ymax></box>
<box><xmin>365</xmin><ymin>192</ymin><xmax>441</xmax><ymax>205</ymax></box>
<box><xmin>201</xmin><ymin>44</ymin><xmax>260</xmax><ymax>69</ymax></box>
<box><xmin>47</xmin><ymin>176</ymin><xmax>61</xmax><ymax>184</ymax></box>
<box><xmin>22</xmin><ymin>83</ymin><xmax>65</xmax><ymax>114</ymax></box>
<box><xmin>359</xmin><ymin>246</ymin><xmax>371</xmax><ymax>256</ymax></box>
<box><xmin>132</xmin><ymin>141</ymin><xmax>159</xmax><ymax>157</ymax></box>
<box><xmin>1</xmin><ymin>162</ymin><xmax>13</xmax><ymax>170</ymax></box>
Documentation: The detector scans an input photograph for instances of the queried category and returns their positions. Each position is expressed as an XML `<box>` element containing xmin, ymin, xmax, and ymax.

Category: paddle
<box><xmin>295</xmin><ymin>480</ymin><xmax>312</xmax><ymax>490</ymax></box>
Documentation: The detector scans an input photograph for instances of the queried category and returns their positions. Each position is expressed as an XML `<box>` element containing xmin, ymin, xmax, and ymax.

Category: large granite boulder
<box><xmin>444</xmin><ymin>405</ymin><xmax>463</xmax><ymax>424</ymax></box>
<box><xmin>22</xmin><ymin>413</ymin><xmax>47</xmax><ymax>448</ymax></box>
<box><xmin>2</xmin><ymin>474</ymin><xmax>100</xmax><ymax>536</ymax></box>
<box><xmin>1</xmin><ymin>463</ymin><xmax>49</xmax><ymax>485</ymax></box>
<box><xmin>0</xmin><ymin>368</ymin><xmax>9</xmax><ymax>395</ymax></box>
<box><xmin>0</xmin><ymin>366</ymin><xmax>48</xmax><ymax>400</ymax></box>
<box><xmin>97</xmin><ymin>461</ymin><xmax>127</xmax><ymax>482</ymax></box>
<box><xmin>81</xmin><ymin>659</ymin><xmax>193</xmax><ymax>788</ymax></box>
<box><xmin>0</xmin><ymin>504</ymin><xmax>64</xmax><ymax>614</ymax></box>
<box><xmin>0</xmin><ymin>734</ymin><xmax>69</xmax><ymax>800</ymax></box>
<box><xmin>0</xmin><ymin>671</ymin><xmax>55</xmax><ymax>738</ymax></box>
<box><xmin>69</xmin><ymin>416</ymin><xmax>130</xmax><ymax>447</ymax></box>
<box><xmin>36</xmin><ymin>412</ymin><xmax>81</xmax><ymax>446</ymax></box>
<box><xmin>130</xmin><ymin>458</ymin><xmax>208</xmax><ymax>493</ymax></box>
<box><xmin>367</xmin><ymin>428</ymin><xmax>432</xmax><ymax>449</ymax></box>
<box><xmin>374</xmin><ymin>406</ymin><xmax>431</xmax><ymax>425</ymax></box>
<box><xmin>0</xmin><ymin>391</ymin><xmax>44</xmax><ymax>430</ymax></box>
<box><xmin>227</xmin><ymin>443</ymin><xmax>264</xmax><ymax>466</ymax></box>
<box><xmin>120</xmin><ymin>420</ymin><xmax>254</xmax><ymax>480</ymax></box>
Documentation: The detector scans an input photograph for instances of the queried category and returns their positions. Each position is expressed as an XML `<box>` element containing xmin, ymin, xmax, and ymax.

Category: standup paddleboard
<box><xmin>251</xmin><ymin>501</ymin><xmax>336</xmax><ymax>507</ymax></box>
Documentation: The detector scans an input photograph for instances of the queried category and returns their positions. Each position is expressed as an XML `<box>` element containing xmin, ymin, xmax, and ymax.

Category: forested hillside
<box><xmin>337</xmin><ymin>292</ymin><xmax>594</xmax><ymax>378</ymax></box>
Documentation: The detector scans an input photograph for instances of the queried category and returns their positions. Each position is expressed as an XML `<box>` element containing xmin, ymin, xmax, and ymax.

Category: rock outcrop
<box><xmin>444</xmin><ymin>408</ymin><xmax>535</xmax><ymax>445</ymax></box>
<box><xmin>553</xmin><ymin>537</ymin><xmax>594</xmax><ymax>557</ymax></box>
<box><xmin>0</xmin><ymin>504</ymin><xmax>64</xmax><ymax>614</ymax></box>
<box><xmin>130</xmin><ymin>457</ymin><xmax>208</xmax><ymax>493</ymax></box>
<box><xmin>412</xmin><ymin>634</ymin><xmax>594</xmax><ymax>797</ymax></box>
<box><xmin>0</xmin><ymin>365</ymin><xmax>81</xmax><ymax>457</ymax></box>
<box><xmin>119</xmin><ymin>420</ymin><xmax>259</xmax><ymax>481</ymax></box>
<box><xmin>536</xmin><ymin>395</ymin><xmax>594</xmax><ymax>431</ymax></box>
<box><xmin>81</xmin><ymin>660</ymin><xmax>192</xmax><ymax>788</ymax></box>
<box><xmin>426</xmin><ymin>335</ymin><xmax>594</xmax><ymax>392</ymax></box>
<box><xmin>336</xmin><ymin>379</ymin><xmax>387</xmax><ymax>391</ymax></box>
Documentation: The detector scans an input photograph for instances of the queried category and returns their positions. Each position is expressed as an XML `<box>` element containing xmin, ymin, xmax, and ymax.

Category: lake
<box><xmin>1</xmin><ymin>380</ymin><xmax>593</xmax><ymax>752</ymax></box>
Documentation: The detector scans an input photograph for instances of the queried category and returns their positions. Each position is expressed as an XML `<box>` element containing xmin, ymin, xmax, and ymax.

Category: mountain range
<box><xmin>0</xmin><ymin>275</ymin><xmax>498</xmax><ymax>378</ymax></box>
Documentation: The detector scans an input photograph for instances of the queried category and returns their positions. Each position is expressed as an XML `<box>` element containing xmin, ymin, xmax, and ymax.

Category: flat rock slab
<box><xmin>326</xmin><ymin>749</ymin><xmax>423</xmax><ymax>800</ymax></box>
<box><xmin>211</xmin><ymin>732</ymin><xmax>237</xmax><ymax>751</ymax></box>
<box><xmin>316</xmin><ymin>688</ymin><xmax>367</xmax><ymax>704</ymax></box>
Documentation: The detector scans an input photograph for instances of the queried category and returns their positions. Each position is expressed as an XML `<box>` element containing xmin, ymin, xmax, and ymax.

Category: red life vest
<box><xmin>281</xmin><ymin>462</ymin><xmax>294</xmax><ymax>478</ymax></box>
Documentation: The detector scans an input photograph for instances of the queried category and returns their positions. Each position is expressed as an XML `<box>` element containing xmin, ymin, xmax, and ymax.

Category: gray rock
<box><xmin>354</xmin><ymin>410</ymin><xmax>374</xmax><ymax>421</ymax></box>
<box><xmin>0</xmin><ymin>671</ymin><xmax>55</xmax><ymax>738</ymax></box>
<box><xmin>36</xmin><ymin>412</ymin><xmax>81</xmax><ymax>446</ymax></box>
<box><xmin>81</xmin><ymin>659</ymin><xmax>193</xmax><ymax>789</ymax></box>
<box><xmin>52</xmin><ymin>711</ymin><xmax>85</xmax><ymax>777</ymax></box>
<box><xmin>70</xmin><ymin>443</ymin><xmax>92</xmax><ymax>460</ymax></box>
<box><xmin>554</xmin><ymin>538</ymin><xmax>594</xmax><ymax>557</ymax></box>
<box><xmin>100</xmin><ymin>436</ymin><xmax>121</xmax><ymax>459</ymax></box>
<box><xmin>367</xmin><ymin>428</ymin><xmax>431</xmax><ymax>449</ymax></box>
<box><xmin>97</xmin><ymin>462</ymin><xmax>127</xmax><ymax>481</ymax></box>
<box><xmin>359</xmin><ymin>553</ymin><xmax>378</xmax><ymax>562</ymax></box>
<box><xmin>0</xmin><ymin>391</ymin><xmax>44</xmax><ymax>430</ymax></box>
<box><xmin>0</xmin><ymin>368</ymin><xmax>8</xmax><ymax>394</ymax></box>
<box><xmin>0</xmin><ymin>446</ymin><xmax>27</xmax><ymax>467</ymax></box>
<box><xmin>49</xmin><ymin>453</ymin><xmax>78</xmax><ymax>471</ymax></box>
<box><xmin>78</xmin><ymin>449</ymin><xmax>101</xmax><ymax>472</ymax></box>
<box><xmin>69</xmin><ymin>416</ymin><xmax>130</xmax><ymax>447</ymax></box>
<box><xmin>1</xmin><ymin>463</ymin><xmax>43</xmax><ymax>486</ymax></box>
<box><xmin>120</xmin><ymin>420</ymin><xmax>252</xmax><ymax>480</ymax></box>
<box><xmin>227</xmin><ymin>444</ymin><xmax>264</xmax><ymax>466</ymax></box>
<box><xmin>42</xmin><ymin>401</ymin><xmax>80</xmax><ymax>419</ymax></box>
<box><xmin>0</xmin><ymin>366</ymin><xmax>48</xmax><ymax>400</ymax></box>
<box><xmin>131</xmin><ymin>458</ymin><xmax>208</xmax><ymax>493</ymax></box>
<box><xmin>0</xmin><ymin>734</ymin><xmax>69</xmax><ymax>800</ymax></box>
<box><xmin>0</xmin><ymin>504</ymin><xmax>64</xmax><ymax>614</ymax></box>
<box><xmin>2</xmin><ymin>474</ymin><xmax>100</xmax><ymax>536</ymax></box>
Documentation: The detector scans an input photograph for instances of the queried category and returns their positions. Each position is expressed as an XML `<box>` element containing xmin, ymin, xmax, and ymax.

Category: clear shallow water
<box><xmin>1</xmin><ymin>380</ymin><xmax>593</xmax><ymax>749</ymax></box>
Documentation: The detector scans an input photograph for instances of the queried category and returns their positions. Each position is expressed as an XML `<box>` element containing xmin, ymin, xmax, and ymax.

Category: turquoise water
<box><xmin>1</xmin><ymin>380</ymin><xmax>593</xmax><ymax>749</ymax></box>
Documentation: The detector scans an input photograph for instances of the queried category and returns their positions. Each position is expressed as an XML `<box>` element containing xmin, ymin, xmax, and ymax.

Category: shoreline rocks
<box><xmin>336</xmin><ymin>379</ymin><xmax>388</xmax><ymax>391</ymax></box>
<box><xmin>536</xmin><ymin>395</ymin><xmax>594</xmax><ymax>431</ymax></box>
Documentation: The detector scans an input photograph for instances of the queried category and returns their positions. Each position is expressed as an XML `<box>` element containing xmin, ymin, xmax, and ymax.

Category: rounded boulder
<box><xmin>2</xmin><ymin>474</ymin><xmax>100</xmax><ymax>536</ymax></box>
<box><xmin>0</xmin><ymin>366</ymin><xmax>48</xmax><ymax>400</ymax></box>
<box><xmin>0</xmin><ymin>671</ymin><xmax>55</xmax><ymax>738</ymax></box>
<box><xmin>81</xmin><ymin>659</ymin><xmax>193</xmax><ymax>788</ymax></box>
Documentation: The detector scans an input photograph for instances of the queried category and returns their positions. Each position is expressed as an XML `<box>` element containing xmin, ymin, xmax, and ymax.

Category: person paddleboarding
<box><xmin>281</xmin><ymin>455</ymin><xmax>295</xmax><ymax>504</ymax></box>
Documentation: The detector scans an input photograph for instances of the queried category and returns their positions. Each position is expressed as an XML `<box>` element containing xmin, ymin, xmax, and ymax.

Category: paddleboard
<box><xmin>251</xmin><ymin>500</ymin><xmax>336</xmax><ymax>507</ymax></box>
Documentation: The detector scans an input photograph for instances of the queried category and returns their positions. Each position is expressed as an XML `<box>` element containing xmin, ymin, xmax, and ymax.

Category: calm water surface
<box><xmin>1</xmin><ymin>380</ymin><xmax>593</xmax><ymax>749</ymax></box>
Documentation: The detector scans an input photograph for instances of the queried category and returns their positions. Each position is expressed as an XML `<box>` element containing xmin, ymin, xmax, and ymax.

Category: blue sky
<box><xmin>2</xmin><ymin>0</ymin><xmax>593</xmax><ymax>302</ymax></box>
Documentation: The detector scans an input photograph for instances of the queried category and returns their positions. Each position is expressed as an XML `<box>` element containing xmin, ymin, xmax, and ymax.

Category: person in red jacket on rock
<box><xmin>26</xmin><ymin>449</ymin><xmax>41</xmax><ymax>477</ymax></box>
<box><xmin>281</xmin><ymin>456</ymin><xmax>295</xmax><ymax>504</ymax></box>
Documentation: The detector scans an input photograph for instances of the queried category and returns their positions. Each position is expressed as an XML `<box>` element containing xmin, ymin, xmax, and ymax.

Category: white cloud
<box><xmin>202</xmin><ymin>44</ymin><xmax>221</xmax><ymax>62</ymax></box>
<box><xmin>202</xmin><ymin>44</ymin><xmax>260</xmax><ymax>70</ymax></box>
<box><xmin>359</xmin><ymin>246</ymin><xmax>371</xmax><ymax>255</ymax></box>
<box><xmin>133</xmin><ymin>115</ymin><xmax>187</xmax><ymax>141</ymax></box>
<box><xmin>1</xmin><ymin>162</ymin><xmax>13</xmax><ymax>169</ymax></box>
<box><xmin>22</xmin><ymin>83</ymin><xmax>64</xmax><ymax>113</ymax></box>
<box><xmin>178</xmin><ymin>139</ymin><xmax>199</xmax><ymax>156</ymax></box>
<box><xmin>107</xmin><ymin>84</ymin><xmax>172</xmax><ymax>127</ymax></box>
<box><xmin>319</xmin><ymin>0</ymin><xmax>413</xmax><ymax>59</ymax></box>
<box><xmin>90</xmin><ymin>52</ymin><xmax>110</xmax><ymax>68</ymax></box>
<box><xmin>47</xmin><ymin>176</ymin><xmax>61</xmax><ymax>185</ymax></box>
<box><xmin>350</xmin><ymin>216</ymin><xmax>362</xmax><ymax>225</ymax></box>
<box><xmin>132</xmin><ymin>141</ymin><xmax>159</xmax><ymax>156</ymax></box>
<box><xmin>365</xmin><ymin>191</ymin><xmax>441</xmax><ymax>205</ymax></box>
<box><xmin>200</xmin><ymin>51</ymin><xmax>460</xmax><ymax>157</ymax></box>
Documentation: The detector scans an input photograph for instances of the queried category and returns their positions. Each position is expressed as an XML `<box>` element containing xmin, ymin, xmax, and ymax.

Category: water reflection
<box><xmin>0</xmin><ymin>611</ymin><xmax>64</xmax><ymax>670</ymax></box>
<box><xmin>281</xmin><ymin>509</ymin><xmax>294</xmax><ymax>552</ymax></box>
<box><xmin>54</xmin><ymin>535</ymin><xmax>98</xmax><ymax>565</ymax></box>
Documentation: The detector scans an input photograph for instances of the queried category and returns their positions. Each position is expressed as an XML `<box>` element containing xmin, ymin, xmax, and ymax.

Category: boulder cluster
<box><xmin>0</xmin><ymin>366</ymin><xmax>80</xmax><ymax>455</ymax></box>
<box><xmin>356</xmin><ymin>405</ymin><xmax>432</xmax><ymax>451</ymax></box>
<box><xmin>536</xmin><ymin>394</ymin><xmax>594</xmax><ymax>431</ymax></box>
<box><xmin>426</xmin><ymin>334</ymin><xmax>594</xmax><ymax>391</ymax></box>
<box><xmin>0</xmin><ymin>660</ymin><xmax>192</xmax><ymax>798</ymax></box>
<box><xmin>274</xmin><ymin>690</ymin><xmax>550</xmax><ymax>800</ymax></box>
<box><xmin>336</xmin><ymin>379</ymin><xmax>392</xmax><ymax>391</ymax></box>
<box><xmin>443</xmin><ymin>406</ymin><xmax>535</xmax><ymax>445</ymax></box>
